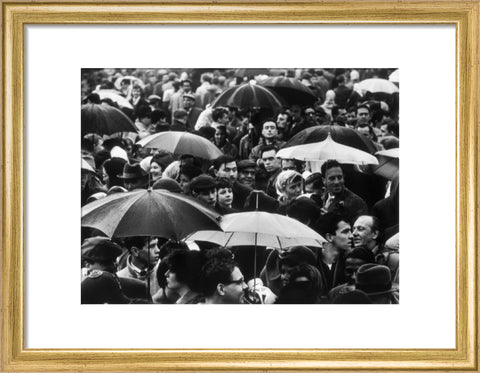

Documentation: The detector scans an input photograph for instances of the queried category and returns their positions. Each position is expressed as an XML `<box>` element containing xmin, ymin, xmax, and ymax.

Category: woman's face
<box><xmin>150</xmin><ymin>161</ymin><xmax>163</xmax><ymax>181</ymax></box>
<box><xmin>285</xmin><ymin>180</ymin><xmax>303</xmax><ymax>201</ymax></box>
<box><xmin>165</xmin><ymin>269</ymin><xmax>182</xmax><ymax>290</ymax></box>
<box><xmin>280</xmin><ymin>264</ymin><xmax>295</xmax><ymax>287</ymax></box>
<box><xmin>217</xmin><ymin>187</ymin><xmax>233</xmax><ymax>208</ymax></box>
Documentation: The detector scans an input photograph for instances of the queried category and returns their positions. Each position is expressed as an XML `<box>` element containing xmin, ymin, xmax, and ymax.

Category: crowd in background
<box><xmin>81</xmin><ymin>68</ymin><xmax>399</xmax><ymax>305</ymax></box>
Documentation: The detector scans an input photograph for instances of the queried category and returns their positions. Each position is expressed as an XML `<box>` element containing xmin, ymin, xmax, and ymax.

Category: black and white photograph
<box><xmin>80</xmin><ymin>68</ymin><xmax>400</xmax><ymax>305</ymax></box>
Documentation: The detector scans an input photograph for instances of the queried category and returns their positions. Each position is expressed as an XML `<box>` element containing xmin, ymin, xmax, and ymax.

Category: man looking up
<box><xmin>320</xmin><ymin>160</ymin><xmax>368</xmax><ymax>223</ymax></box>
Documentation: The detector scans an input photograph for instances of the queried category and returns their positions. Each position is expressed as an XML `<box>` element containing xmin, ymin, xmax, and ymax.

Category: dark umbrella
<box><xmin>81</xmin><ymin>188</ymin><xmax>222</xmax><ymax>240</ymax></box>
<box><xmin>211</xmin><ymin>82</ymin><xmax>286</xmax><ymax>112</ymax></box>
<box><xmin>234</xmin><ymin>68</ymin><xmax>270</xmax><ymax>77</ymax></box>
<box><xmin>258</xmin><ymin>76</ymin><xmax>317</xmax><ymax>106</ymax></box>
<box><xmin>282</xmin><ymin>124</ymin><xmax>377</xmax><ymax>154</ymax></box>
<box><xmin>81</xmin><ymin>103</ymin><xmax>137</xmax><ymax>136</ymax></box>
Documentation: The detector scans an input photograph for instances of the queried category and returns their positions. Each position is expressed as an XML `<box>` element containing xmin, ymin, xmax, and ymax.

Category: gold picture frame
<box><xmin>1</xmin><ymin>1</ymin><xmax>478</xmax><ymax>371</ymax></box>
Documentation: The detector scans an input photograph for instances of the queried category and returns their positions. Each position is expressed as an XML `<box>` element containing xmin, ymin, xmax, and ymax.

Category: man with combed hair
<box><xmin>201</xmin><ymin>248</ymin><xmax>247</xmax><ymax>304</ymax></box>
<box><xmin>320</xmin><ymin>159</ymin><xmax>368</xmax><ymax>223</ymax></box>
<box><xmin>249</xmin><ymin>121</ymin><xmax>286</xmax><ymax>162</ymax></box>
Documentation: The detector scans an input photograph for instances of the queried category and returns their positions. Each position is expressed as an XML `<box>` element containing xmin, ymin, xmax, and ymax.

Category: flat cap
<box><xmin>81</xmin><ymin>237</ymin><xmax>123</xmax><ymax>263</ymax></box>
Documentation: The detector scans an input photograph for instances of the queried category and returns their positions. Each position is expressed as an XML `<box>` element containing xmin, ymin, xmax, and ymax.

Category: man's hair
<box><xmin>135</xmin><ymin>105</ymin><xmax>152</xmax><ymax>120</ymax></box>
<box><xmin>336</xmin><ymin>74</ymin><xmax>346</xmax><ymax>85</ymax></box>
<box><xmin>197</xmin><ymin>126</ymin><xmax>216</xmax><ymax>140</ymax></box>
<box><xmin>200</xmin><ymin>248</ymin><xmax>236</xmax><ymax>297</ymax></box>
<box><xmin>321</xmin><ymin>159</ymin><xmax>343</xmax><ymax>176</ymax></box>
<box><xmin>212</xmin><ymin>107</ymin><xmax>229</xmax><ymax>122</ymax></box>
<box><xmin>131</xmin><ymin>84</ymin><xmax>143</xmax><ymax>92</ymax></box>
<box><xmin>216</xmin><ymin>177</ymin><xmax>233</xmax><ymax>190</ymax></box>
<box><xmin>260</xmin><ymin>144</ymin><xmax>279</xmax><ymax>157</ymax></box>
<box><xmin>165</xmin><ymin>249</ymin><xmax>205</xmax><ymax>292</ymax></box>
<box><xmin>151</xmin><ymin>109</ymin><xmax>166</xmax><ymax>122</ymax></box>
<box><xmin>124</xmin><ymin>237</ymin><xmax>149</xmax><ymax>251</ymax></box>
<box><xmin>179</xmin><ymin>164</ymin><xmax>202</xmax><ymax>180</ymax></box>
<box><xmin>314</xmin><ymin>212</ymin><xmax>349</xmax><ymax>237</ymax></box>
<box><xmin>356</xmin><ymin>104</ymin><xmax>370</xmax><ymax>114</ymax></box>
<box><xmin>358</xmin><ymin>215</ymin><xmax>380</xmax><ymax>234</ymax></box>
<box><xmin>201</xmin><ymin>73</ymin><xmax>212</xmax><ymax>83</ymax></box>
<box><xmin>278</xmin><ymin>111</ymin><xmax>291</xmax><ymax>123</ymax></box>
<box><xmin>212</xmin><ymin>154</ymin><xmax>236</xmax><ymax>171</ymax></box>
<box><xmin>286</xmin><ymin>197</ymin><xmax>320</xmax><ymax>225</ymax></box>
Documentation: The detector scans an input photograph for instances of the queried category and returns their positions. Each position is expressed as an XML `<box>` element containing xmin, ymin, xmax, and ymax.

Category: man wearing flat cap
<box><xmin>189</xmin><ymin>175</ymin><xmax>218</xmax><ymax>209</ymax></box>
<box><xmin>117</xmin><ymin>163</ymin><xmax>149</xmax><ymax>191</ymax></box>
<box><xmin>237</xmin><ymin>159</ymin><xmax>257</xmax><ymax>189</ymax></box>
<box><xmin>182</xmin><ymin>91</ymin><xmax>202</xmax><ymax>132</ymax></box>
<box><xmin>81</xmin><ymin>237</ymin><xmax>150</xmax><ymax>304</ymax></box>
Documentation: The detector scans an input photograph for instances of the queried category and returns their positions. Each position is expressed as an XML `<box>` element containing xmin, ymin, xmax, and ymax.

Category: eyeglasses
<box><xmin>224</xmin><ymin>277</ymin><xmax>245</xmax><ymax>286</ymax></box>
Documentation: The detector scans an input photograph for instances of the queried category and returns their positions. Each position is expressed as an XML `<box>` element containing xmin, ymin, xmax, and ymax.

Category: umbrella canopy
<box><xmin>82</xmin><ymin>188</ymin><xmax>222</xmax><ymax>239</ymax></box>
<box><xmin>389</xmin><ymin>69</ymin><xmax>399</xmax><ymax>83</ymax></box>
<box><xmin>372</xmin><ymin>148</ymin><xmax>399</xmax><ymax>179</ymax></box>
<box><xmin>277</xmin><ymin>134</ymin><xmax>379</xmax><ymax>165</ymax></box>
<box><xmin>114</xmin><ymin>75</ymin><xmax>145</xmax><ymax>90</ymax></box>
<box><xmin>81</xmin><ymin>103</ymin><xmax>137</xmax><ymax>136</ymax></box>
<box><xmin>94</xmin><ymin>89</ymin><xmax>133</xmax><ymax>109</ymax></box>
<box><xmin>282</xmin><ymin>125</ymin><xmax>377</xmax><ymax>154</ymax></box>
<box><xmin>81</xmin><ymin>158</ymin><xmax>96</xmax><ymax>173</ymax></box>
<box><xmin>234</xmin><ymin>68</ymin><xmax>270</xmax><ymax>77</ymax></box>
<box><xmin>258</xmin><ymin>76</ymin><xmax>317</xmax><ymax>106</ymax></box>
<box><xmin>185</xmin><ymin>211</ymin><xmax>326</xmax><ymax>249</ymax></box>
<box><xmin>211</xmin><ymin>82</ymin><xmax>286</xmax><ymax>111</ymax></box>
<box><xmin>137</xmin><ymin>131</ymin><xmax>223</xmax><ymax>160</ymax></box>
<box><xmin>355</xmin><ymin>78</ymin><xmax>399</xmax><ymax>94</ymax></box>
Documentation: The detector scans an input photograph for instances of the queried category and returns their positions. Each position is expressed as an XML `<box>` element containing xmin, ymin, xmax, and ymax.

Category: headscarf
<box><xmin>275</xmin><ymin>170</ymin><xmax>303</xmax><ymax>201</ymax></box>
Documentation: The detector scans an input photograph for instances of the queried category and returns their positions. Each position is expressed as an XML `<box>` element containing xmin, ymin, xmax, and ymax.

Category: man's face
<box><xmin>276</xmin><ymin>114</ymin><xmax>289</xmax><ymax>129</ymax></box>
<box><xmin>222</xmin><ymin>266</ymin><xmax>247</xmax><ymax>304</ymax></box>
<box><xmin>356</xmin><ymin>107</ymin><xmax>370</xmax><ymax>126</ymax></box>
<box><xmin>262</xmin><ymin>150</ymin><xmax>280</xmax><ymax>173</ymax></box>
<box><xmin>196</xmin><ymin>188</ymin><xmax>217</xmax><ymax>208</ymax></box>
<box><xmin>262</xmin><ymin>122</ymin><xmax>278</xmax><ymax>140</ymax></box>
<box><xmin>352</xmin><ymin>216</ymin><xmax>378</xmax><ymax>248</ymax></box>
<box><xmin>183</xmin><ymin>97</ymin><xmax>194</xmax><ymax>110</ymax></box>
<box><xmin>124</xmin><ymin>178</ymin><xmax>146</xmax><ymax>191</ymax></box>
<box><xmin>133</xmin><ymin>238</ymin><xmax>160</xmax><ymax>266</ymax></box>
<box><xmin>356</xmin><ymin>126</ymin><xmax>372</xmax><ymax>140</ymax></box>
<box><xmin>281</xmin><ymin>159</ymin><xmax>296</xmax><ymax>171</ymax></box>
<box><xmin>132</xmin><ymin>88</ymin><xmax>141</xmax><ymax>98</ymax></box>
<box><xmin>323</xmin><ymin>166</ymin><xmax>345</xmax><ymax>195</ymax></box>
<box><xmin>218</xmin><ymin>113</ymin><xmax>230</xmax><ymax>125</ymax></box>
<box><xmin>344</xmin><ymin>257</ymin><xmax>366</xmax><ymax>284</ymax></box>
<box><xmin>238</xmin><ymin>167</ymin><xmax>256</xmax><ymax>188</ymax></box>
<box><xmin>304</xmin><ymin>108</ymin><xmax>316</xmax><ymax>124</ymax></box>
<box><xmin>329</xmin><ymin>221</ymin><xmax>353</xmax><ymax>251</ymax></box>
<box><xmin>182</xmin><ymin>82</ymin><xmax>192</xmax><ymax>93</ymax></box>
<box><xmin>217</xmin><ymin>161</ymin><xmax>238</xmax><ymax>182</ymax></box>
<box><xmin>291</xmin><ymin>105</ymin><xmax>302</xmax><ymax>120</ymax></box>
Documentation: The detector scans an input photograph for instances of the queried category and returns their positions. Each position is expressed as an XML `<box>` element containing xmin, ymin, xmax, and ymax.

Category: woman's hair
<box><xmin>275</xmin><ymin>170</ymin><xmax>303</xmax><ymax>199</ymax></box>
<box><xmin>164</xmin><ymin>250</ymin><xmax>205</xmax><ymax>293</ymax></box>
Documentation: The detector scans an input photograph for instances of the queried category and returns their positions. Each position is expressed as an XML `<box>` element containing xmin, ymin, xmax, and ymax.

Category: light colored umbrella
<box><xmin>114</xmin><ymin>75</ymin><xmax>145</xmax><ymax>90</ymax></box>
<box><xmin>81</xmin><ymin>158</ymin><xmax>96</xmax><ymax>173</ymax></box>
<box><xmin>137</xmin><ymin>131</ymin><xmax>223</xmax><ymax>160</ymax></box>
<box><xmin>372</xmin><ymin>148</ymin><xmax>399</xmax><ymax>179</ymax></box>
<box><xmin>185</xmin><ymin>211</ymin><xmax>326</xmax><ymax>249</ymax></box>
<box><xmin>389</xmin><ymin>69</ymin><xmax>399</xmax><ymax>83</ymax></box>
<box><xmin>94</xmin><ymin>89</ymin><xmax>133</xmax><ymax>109</ymax></box>
<box><xmin>277</xmin><ymin>133</ymin><xmax>379</xmax><ymax>165</ymax></box>
<box><xmin>356</xmin><ymin>78</ymin><xmax>399</xmax><ymax>94</ymax></box>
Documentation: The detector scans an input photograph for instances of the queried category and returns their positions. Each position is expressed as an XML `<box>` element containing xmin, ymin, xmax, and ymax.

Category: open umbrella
<box><xmin>389</xmin><ymin>69</ymin><xmax>399</xmax><ymax>83</ymax></box>
<box><xmin>355</xmin><ymin>78</ymin><xmax>399</xmax><ymax>94</ymax></box>
<box><xmin>81</xmin><ymin>188</ymin><xmax>222</xmax><ymax>240</ymax></box>
<box><xmin>137</xmin><ymin>131</ymin><xmax>223</xmax><ymax>160</ymax></box>
<box><xmin>277</xmin><ymin>133</ymin><xmax>379</xmax><ymax>165</ymax></box>
<box><xmin>114</xmin><ymin>75</ymin><xmax>145</xmax><ymax>90</ymax></box>
<box><xmin>211</xmin><ymin>82</ymin><xmax>286</xmax><ymax>111</ymax></box>
<box><xmin>94</xmin><ymin>89</ymin><xmax>133</xmax><ymax>109</ymax></box>
<box><xmin>186</xmin><ymin>210</ymin><xmax>326</xmax><ymax>292</ymax></box>
<box><xmin>372</xmin><ymin>148</ymin><xmax>399</xmax><ymax>179</ymax></box>
<box><xmin>81</xmin><ymin>103</ymin><xmax>137</xmax><ymax>136</ymax></box>
<box><xmin>258</xmin><ymin>76</ymin><xmax>317</xmax><ymax>106</ymax></box>
<box><xmin>282</xmin><ymin>125</ymin><xmax>377</xmax><ymax>154</ymax></box>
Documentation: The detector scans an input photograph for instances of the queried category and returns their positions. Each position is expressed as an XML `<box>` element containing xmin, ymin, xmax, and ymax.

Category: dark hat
<box><xmin>355</xmin><ymin>263</ymin><xmax>398</xmax><ymax>296</ymax></box>
<box><xmin>152</xmin><ymin>177</ymin><xmax>183</xmax><ymax>193</ymax></box>
<box><xmin>237</xmin><ymin>159</ymin><xmax>257</xmax><ymax>172</ymax></box>
<box><xmin>189</xmin><ymin>175</ymin><xmax>218</xmax><ymax>192</ymax></box>
<box><xmin>346</xmin><ymin>247</ymin><xmax>376</xmax><ymax>263</ymax></box>
<box><xmin>81</xmin><ymin>237</ymin><xmax>124</xmax><ymax>263</ymax></box>
<box><xmin>103</xmin><ymin>157</ymin><xmax>127</xmax><ymax>178</ymax></box>
<box><xmin>279</xmin><ymin>246</ymin><xmax>316</xmax><ymax>268</ymax></box>
<box><xmin>183</xmin><ymin>93</ymin><xmax>196</xmax><ymax>101</ymax></box>
<box><xmin>173</xmin><ymin>109</ymin><xmax>188</xmax><ymax>119</ymax></box>
<box><xmin>117</xmin><ymin>163</ymin><xmax>148</xmax><ymax>180</ymax></box>
<box><xmin>102</xmin><ymin>138</ymin><xmax>125</xmax><ymax>152</ymax></box>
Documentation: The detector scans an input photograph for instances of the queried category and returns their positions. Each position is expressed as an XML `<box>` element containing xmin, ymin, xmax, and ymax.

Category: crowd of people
<box><xmin>81</xmin><ymin>68</ymin><xmax>399</xmax><ymax>305</ymax></box>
